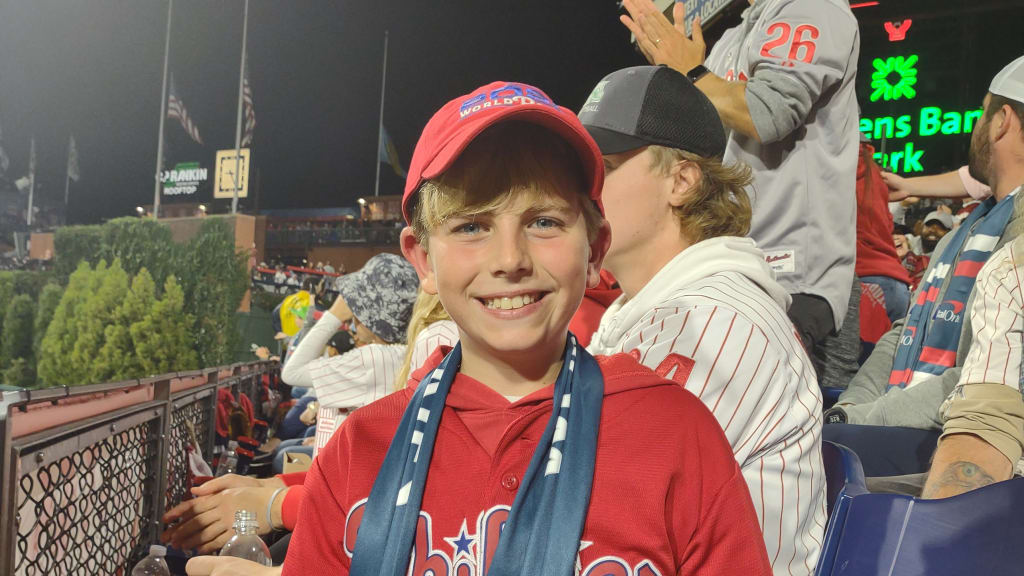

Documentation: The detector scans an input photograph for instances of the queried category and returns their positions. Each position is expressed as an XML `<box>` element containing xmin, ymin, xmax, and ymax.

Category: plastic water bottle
<box><xmin>215</xmin><ymin>440</ymin><xmax>238</xmax><ymax>476</ymax></box>
<box><xmin>219</xmin><ymin>510</ymin><xmax>272</xmax><ymax>566</ymax></box>
<box><xmin>131</xmin><ymin>545</ymin><xmax>170</xmax><ymax>576</ymax></box>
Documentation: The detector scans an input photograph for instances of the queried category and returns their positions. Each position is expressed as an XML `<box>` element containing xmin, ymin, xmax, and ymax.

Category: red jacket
<box><xmin>856</xmin><ymin>143</ymin><xmax>911</xmax><ymax>284</ymax></box>
<box><xmin>284</xmin><ymin>350</ymin><xmax>771</xmax><ymax>576</ymax></box>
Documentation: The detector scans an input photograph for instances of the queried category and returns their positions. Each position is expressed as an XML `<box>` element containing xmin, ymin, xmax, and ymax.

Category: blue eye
<box><xmin>453</xmin><ymin>221</ymin><xmax>481</xmax><ymax>234</ymax></box>
<box><xmin>532</xmin><ymin>217</ymin><xmax>560</xmax><ymax>229</ymax></box>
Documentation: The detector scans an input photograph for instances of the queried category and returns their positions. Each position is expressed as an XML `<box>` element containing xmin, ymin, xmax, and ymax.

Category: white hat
<box><xmin>924</xmin><ymin>210</ymin><xmax>954</xmax><ymax>230</ymax></box>
<box><xmin>990</xmin><ymin>55</ymin><xmax>1024</xmax><ymax>103</ymax></box>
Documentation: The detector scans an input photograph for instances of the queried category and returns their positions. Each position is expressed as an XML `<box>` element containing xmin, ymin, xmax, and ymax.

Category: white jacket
<box><xmin>589</xmin><ymin>237</ymin><xmax>825</xmax><ymax>576</ymax></box>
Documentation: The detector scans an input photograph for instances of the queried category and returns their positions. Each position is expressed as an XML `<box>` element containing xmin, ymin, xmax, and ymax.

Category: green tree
<box><xmin>53</xmin><ymin>225</ymin><xmax>104</xmax><ymax>281</ymax></box>
<box><xmin>39</xmin><ymin>262</ymin><xmax>99</xmax><ymax>385</ymax></box>
<box><xmin>99</xmin><ymin>218</ymin><xmax>181</xmax><ymax>288</ymax></box>
<box><xmin>94</xmin><ymin>267</ymin><xmax>156</xmax><ymax>381</ymax></box>
<box><xmin>33</xmin><ymin>283</ymin><xmax>64</xmax><ymax>357</ymax></box>
<box><xmin>131</xmin><ymin>275</ymin><xmax>198</xmax><ymax>376</ymax></box>
<box><xmin>178</xmin><ymin>219</ymin><xmax>248</xmax><ymax>367</ymax></box>
<box><xmin>1</xmin><ymin>295</ymin><xmax>35</xmax><ymax>372</ymax></box>
<box><xmin>4</xmin><ymin>358</ymin><xmax>36</xmax><ymax>388</ymax></box>
<box><xmin>0</xmin><ymin>275</ymin><xmax>13</xmax><ymax>341</ymax></box>
<box><xmin>79</xmin><ymin>260</ymin><xmax>131</xmax><ymax>384</ymax></box>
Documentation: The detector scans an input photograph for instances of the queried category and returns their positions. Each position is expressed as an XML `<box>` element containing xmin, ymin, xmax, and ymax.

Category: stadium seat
<box><xmin>815</xmin><ymin>469</ymin><xmax>1024</xmax><ymax>575</ymax></box>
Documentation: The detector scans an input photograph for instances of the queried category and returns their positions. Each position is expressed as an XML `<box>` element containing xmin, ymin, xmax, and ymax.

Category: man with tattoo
<box><xmin>923</xmin><ymin>55</ymin><xmax>1024</xmax><ymax>499</ymax></box>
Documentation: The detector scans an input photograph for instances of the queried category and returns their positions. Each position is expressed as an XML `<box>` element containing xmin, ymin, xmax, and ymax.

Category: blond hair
<box><xmin>394</xmin><ymin>291</ymin><xmax>451</xmax><ymax>389</ymax></box>
<box><xmin>646</xmin><ymin>145</ymin><xmax>753</xmax><ymax>242</ymax></box>
<box><xmin>410</xmin><ymin>122</ymin><xmax>603</xmax><ymax>246</ymax></box>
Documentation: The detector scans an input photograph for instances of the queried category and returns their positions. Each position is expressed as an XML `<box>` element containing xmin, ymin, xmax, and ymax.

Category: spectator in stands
<box><xmin>920</xmin><ymin>210</ymin><xmax>954</xmax><ymax>255</ymax></box>
<box><xmin>923</xmin><ymin>233</ymin><xmax>1024</xmax><ymax>499</ymax></box>
<box><xmin>824</xmin><ymin>55</ymin><xmax>1024</xmax><ymax>477</ymax></box>
<box><xmin>620</xmin><ymin>0</ymin><xmax>860</xmax><ymax>386</ymax></box>
<box><xmin>580</xmin><ymin>65</ymin><xmax>823</xmax><ymax>574</ymax></box>
<box><xmin>857</xmin><ymin>141</ymin><xmax>913</xmax><ymax>324</ymax></box>
<box><xmin>322</xmin><ymin>260</ymin><xmax>335</xmax><ymax>274</ymax></box>
<box><xmin>281</xmin><ymin>253</ymin><xmax>418</xmax><ymax>453</ymax></box>
<box><xmin>167</xmin><ymin>299</ymin><xmax>452</xmax><ymax>559</ymax></box>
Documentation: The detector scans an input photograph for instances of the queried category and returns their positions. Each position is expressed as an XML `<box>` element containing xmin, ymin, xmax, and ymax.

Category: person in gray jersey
<box><xmin>620</xmin><ymin>0</ymin><xmax>860</xmax><ymax>379</ymax></box>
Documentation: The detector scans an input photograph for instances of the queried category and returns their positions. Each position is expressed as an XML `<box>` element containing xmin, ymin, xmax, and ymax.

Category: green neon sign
<box><xmin>870</xmin><ymin>55</ymin><xmax>919</xmax><ymax>102</ymax></box>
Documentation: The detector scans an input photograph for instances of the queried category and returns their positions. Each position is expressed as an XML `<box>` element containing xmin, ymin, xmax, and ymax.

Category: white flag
<box><xmin>67</xmin><ymin>135</ymin><xmax>80</xmax><ymax>182</ymax></box>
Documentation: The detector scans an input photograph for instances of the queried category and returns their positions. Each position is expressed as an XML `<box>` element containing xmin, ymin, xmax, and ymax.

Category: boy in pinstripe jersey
<box><xmin>581</xmin><ymin>65</ymin><xmax>825</xmax><ymax>575</ymax></box>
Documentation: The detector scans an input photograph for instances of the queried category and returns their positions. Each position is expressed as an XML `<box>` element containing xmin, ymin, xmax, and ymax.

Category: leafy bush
<box><xmin>34</xmin><ymin>283</ymin><xmax>63</xmax><ymax>356</ymax></box>
<box><xmin>38</xmin><ymin>261</ymin><xmax>201</xmax><ymax>385</ymax></box>
<box><xmin>2</xmin><ymin>294</ymin><xmax>35</xmax><ymax>371</ymax></box>
<box><xmin>98</xmin><ymin>218</ymin><xmax>180</xmax><ymax>289</ymax></box>
<box><xmin>53</xmin><ymin>225</ymin><xmax>104</xmax><ymax>280</ymax></box>
<box><xmin>38</xmin><ymin>261</ymin><xmax>97</xmax><ymax>385</ymax></box>
<box><xmin>177</xmin><ymin>218</ymin><xmax>248</xmax><ymax>367</ymax></box>
<box><xmin>4</xmin><ymin>358</ymin><xmax>36</xmax><ymax>388</ymax></box>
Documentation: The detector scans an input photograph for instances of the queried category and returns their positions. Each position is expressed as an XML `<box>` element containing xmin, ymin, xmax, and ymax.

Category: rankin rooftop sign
<box><xmin>161</xmin><ymin>162</ymin><xmax>208</xmax><ymax>197</ymax></box>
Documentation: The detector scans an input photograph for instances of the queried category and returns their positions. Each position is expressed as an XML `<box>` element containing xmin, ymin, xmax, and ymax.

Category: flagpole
<box><xmin>153</xmin><ymin>0</ymin><xmax>173</xmax><ymax>220</ymax></box>
<box><xmin>231</xmin><ymin>0</ymin><xmax>249</xmax><ymax>215</ymax></box>
<box><xmin>26</xmin><ymin>138</ymin><xmax>35</xmax><ymax>227</ymax></box>
<box><xmin>373</xmin><ymin>30</ymin><xmax>389</xmax><ymax>198</ymax></box>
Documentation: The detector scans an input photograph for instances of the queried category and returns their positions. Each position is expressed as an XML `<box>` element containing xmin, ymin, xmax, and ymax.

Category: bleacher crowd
<box><xmin>165</xmin><ymin>1</ymin><xmax>1024</xmax><ymax>574</ymax></box>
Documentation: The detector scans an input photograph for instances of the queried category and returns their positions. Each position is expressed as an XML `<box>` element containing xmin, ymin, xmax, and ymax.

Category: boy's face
<box><xmin>600</xmin><ymin>147</ymin><xmax>674</xmax><ymax>274</ymax></box>
<box><xmin>403</xmin><ymin>187</ymin><xmax>609</xmax><ymax>361</ymax></box>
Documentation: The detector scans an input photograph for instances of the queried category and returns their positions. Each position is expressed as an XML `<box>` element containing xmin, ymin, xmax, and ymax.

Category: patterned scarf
<box><xmin>888</xmin><ymin>193</ymin><xmax>1016</xmax><ymax>388</ymax></box>
<box><xmin>350</xmin><ymin>335</ymin><xmax>604</xmax><ymax>576</ymax></box>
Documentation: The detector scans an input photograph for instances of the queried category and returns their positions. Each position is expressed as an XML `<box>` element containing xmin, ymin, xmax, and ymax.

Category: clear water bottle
<box><xmin>215</xmin><ymin>440</ymin><xmax>238</xmax><ymax>476</ymax></box>
<box><xmin>219</xmin><ymin>510</ymin><xmax>272</xmax><ymax>566</ymax></box>
<box><xmin>131</xmin><ymin>545</ymin><xmax>170</xmax><ymax>576</ymax></box>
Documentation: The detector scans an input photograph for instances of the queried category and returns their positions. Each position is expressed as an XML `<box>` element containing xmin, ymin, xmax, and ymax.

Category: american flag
<box><xmin>167</xmin><ymin>75</ymin><xmax>204</xmax><ymax>145</ymax></box>
<box><xmin>241</xmin><ymin>59</ymin><xmax>255</xmax><ymax>147</ymax></box>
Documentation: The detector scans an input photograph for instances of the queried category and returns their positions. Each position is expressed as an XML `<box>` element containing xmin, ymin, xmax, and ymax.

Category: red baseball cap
<box><xmin>402</xmin><ymin>81</ymin><xmax>604</xmax><ymax>223</ymax></box>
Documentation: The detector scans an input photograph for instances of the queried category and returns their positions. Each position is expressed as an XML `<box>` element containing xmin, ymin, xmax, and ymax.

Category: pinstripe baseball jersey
<box><xmin>704</xmin><ymin>0</ymin><xmax>860</xmax><ymax>329</ymax></box>
<box><xmin>955</xmin><ymin>236</ymin><xmax>1023</xmax><ymax>389</ymax></box>
<box><xmin>942</xmin><ymin>235</ymin><xmax>1024</xmax><ymax>474</ymax></box>
<box><xmin>589</xmin><ymin>237</ymin><xmax>825</xmax><ymax>575</ymax></box>
<box><xmin>408</xmin><ymin>320</ymin><xmax>459</xmax><ymax>379</ymax></box>
<box><xmin>309</xmin><ymin>320</ymin><xmax>461</xmax><ymax>457</ymax></box>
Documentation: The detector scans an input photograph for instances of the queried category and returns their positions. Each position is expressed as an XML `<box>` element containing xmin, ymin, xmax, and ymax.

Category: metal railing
<box><xmin>0</xmin><ymin>361</ymin><xmax>279</xmax><ymax>575</ymax></box>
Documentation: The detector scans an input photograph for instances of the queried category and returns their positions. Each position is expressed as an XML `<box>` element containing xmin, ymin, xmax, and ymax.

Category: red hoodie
<box><xmin>283</xmin><ymin>348</ymin><xmax>771</xmax><ymax>576</ymax></box>
<box><xmin>856</xmin><ymin>143</ymin><xmax>912</xmax><ymax>284</ymax></box>
<box><xmin>569</xmin><ymin>269</ymin><xmax>622</xmax><ymax>347</ymax></box>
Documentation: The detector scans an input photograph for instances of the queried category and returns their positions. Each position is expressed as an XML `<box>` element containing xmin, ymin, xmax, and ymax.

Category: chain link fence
<box><xmin>0</xmin><ymin>361</ymin><xmax>279</xmax><ymax>575</ymax></box>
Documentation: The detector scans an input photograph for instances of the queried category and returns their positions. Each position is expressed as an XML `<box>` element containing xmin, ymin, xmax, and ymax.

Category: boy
<box><xmin>187</xmin><ymin>82</ymin><xmax>769</xmax><ymax>576</ymax></box>
<box><xmin>579</xmin><ymin>66</ymin><xmax>824</xmax><ymax>574</ymax></box>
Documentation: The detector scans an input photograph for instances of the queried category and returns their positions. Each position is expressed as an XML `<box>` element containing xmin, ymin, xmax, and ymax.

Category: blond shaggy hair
<box><xmin>409</xmin><ymin>122</ymin><xmax>603</xmax><ymax>246</ymax></box>
<box><xmin>646</xmin><ymin>145</ymin><xmax>753</xmax><ymax>242</ymax></box>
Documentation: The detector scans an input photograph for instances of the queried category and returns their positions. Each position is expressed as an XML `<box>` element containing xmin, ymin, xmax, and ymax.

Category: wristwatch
<box><xmin>824</xmin><ymin>406</ymin><xmax>848</xmax><ymax>425</ymax></box>
<box><xmin>686</xmin><ymin>64</ymin><xmax>710</xmax><ymax>83</ymax></box>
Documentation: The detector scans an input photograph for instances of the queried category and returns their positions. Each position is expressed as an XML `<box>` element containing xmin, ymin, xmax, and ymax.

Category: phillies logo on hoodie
<box><xmin>343</xmin><ymin>499</ymin><xmax>664</xmax><ymax>576</ymax></box>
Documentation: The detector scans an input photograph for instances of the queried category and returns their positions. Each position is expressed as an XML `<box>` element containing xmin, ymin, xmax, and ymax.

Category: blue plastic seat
<box><xmin>815</xmin><ymin>457</ymin><xmax>1024</xmax><ymax>576</ymax></box>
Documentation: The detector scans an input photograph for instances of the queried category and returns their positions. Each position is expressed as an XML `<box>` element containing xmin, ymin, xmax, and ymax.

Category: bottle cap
<box><xmin>149</xmin><ymin>544</ymin><xmax>166</xmax><ymax>557</ymax></box>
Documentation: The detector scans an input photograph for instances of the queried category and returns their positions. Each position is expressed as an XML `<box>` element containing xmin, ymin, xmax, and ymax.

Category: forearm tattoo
<box><xmin>923</xmin><ymin>461</ymin><xmax>997</xmax><ymax>498</ymax></box>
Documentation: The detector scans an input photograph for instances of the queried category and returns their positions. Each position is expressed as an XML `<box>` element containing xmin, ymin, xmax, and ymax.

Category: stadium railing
<box><xmin>0</xmin><ymin>360</ymin><xmax>279</xmax><ymax>575</ymax></box>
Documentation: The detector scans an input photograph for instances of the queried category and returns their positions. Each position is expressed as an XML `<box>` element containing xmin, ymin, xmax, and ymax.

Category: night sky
<box><xmin>3</xmin><ymin>1</ymin><xmax>1021</xmax><ymax>227</ymax></box>
<box><xmin>0</xmin><ymin>0</ymin><xmax>655</xmax><ymax>225</ymax></box>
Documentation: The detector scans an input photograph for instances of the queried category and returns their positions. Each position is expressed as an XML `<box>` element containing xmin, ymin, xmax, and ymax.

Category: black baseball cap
<box><xmin>578</xmin><ymin>65</ymin><xmax>727</xmax><ymax>158</ymax></box>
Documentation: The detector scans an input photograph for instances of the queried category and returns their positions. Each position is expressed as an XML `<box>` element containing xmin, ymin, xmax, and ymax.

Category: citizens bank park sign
<box><xmin>161</xmin><ymin>162</ymin><xmax>208</xmax><ymax>196</ymax></box>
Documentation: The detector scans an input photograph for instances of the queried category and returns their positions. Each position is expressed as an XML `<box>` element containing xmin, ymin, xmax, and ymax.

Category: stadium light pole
<box><xmin>152</xmin><ymin>0</ymin><xmax>173</xmax><ymax>220</ymax></box>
